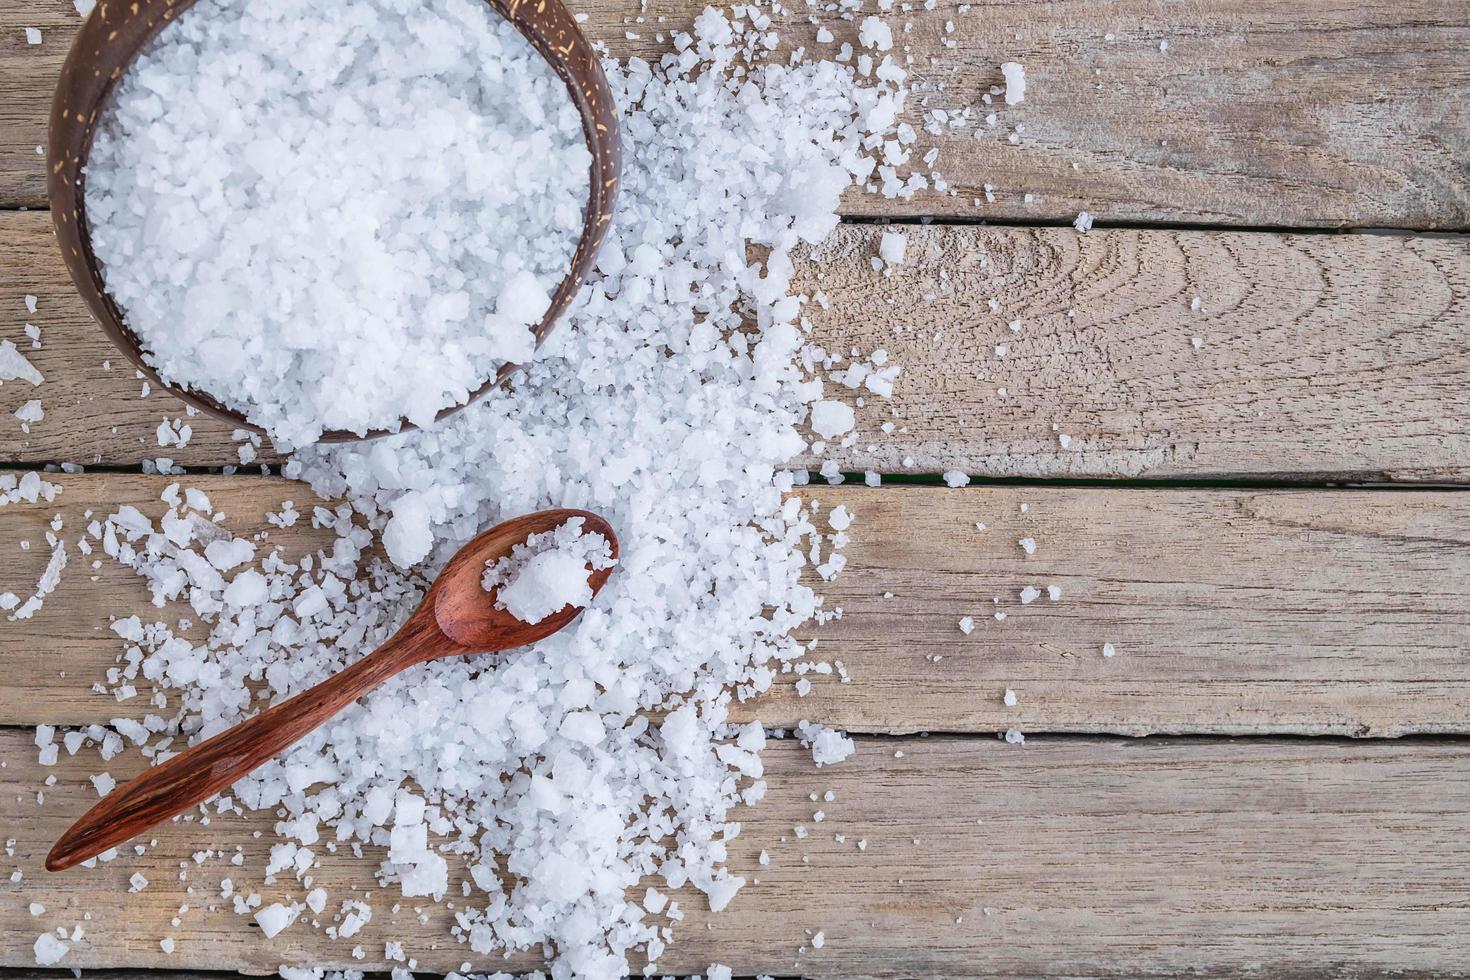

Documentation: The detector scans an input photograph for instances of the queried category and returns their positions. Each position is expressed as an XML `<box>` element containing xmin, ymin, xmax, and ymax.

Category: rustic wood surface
<box><xmin>3</xmin><ymin>0</ymin><xmax>1469</xmax><ymax>226</ymax></box>
<box><xmin>3</xmin><ymin>731</ymin><xmax>1468</xmax><ymax>976</ymax></box>
<box><xmin>4</xmin><ymin>0</ymin><xmax>1470</xmax><ymax>975</ymax></box>
<box><xmin>4</xmin><ymin>474</ymin><xmax>1469</xmax><ymax>737</ymax></box>
<box><xmin>5</xmin><ymin>213</ymin><xmax>1470</xmax><ymax>481</ymax></box>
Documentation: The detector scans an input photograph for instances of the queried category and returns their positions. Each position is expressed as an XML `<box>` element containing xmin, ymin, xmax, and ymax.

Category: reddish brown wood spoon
<box><xmin>47</xmin><ymin>508</ymin><xmax>617</xmax><ymax>872</ymax></box>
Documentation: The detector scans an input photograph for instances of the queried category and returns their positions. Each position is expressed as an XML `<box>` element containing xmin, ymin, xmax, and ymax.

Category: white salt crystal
<box><xmin>482</xmin><ymin>519</ymin><xmax>612</xmax><ymax>625</ymax></box>
<box><xmin>222</xmin><ymin>569</ymin><xmax>267</xmax><ymax>608</ymax></box>
<box><xmin>1047</xmin><ymin>585</ymin><xmax>1061</xmax><ymax>601</ymax></box>
<box><xmin>24</xmin><ymin>28</ymin><xmax>42</xmax><ymax>45</ymax></box>
<box><xmin>858</xmin><ymin>16</ymin><xmax>893</xmax><ymax>50</ymax></box>
<box><xmin>1019</xmin><ymin>586</ymin><xmax>1040</xmax><ymax>604</ymax></box>
<box><xmin>800</xmin><ymin>721</ymin><xmax>856</xmax><ymax>766</ymax></box>
<box><xmin>1003</xmin><ymin>688</ymin><xmax>1017</xmax><ymax>706</ymax></box>
<box><xmin>1018</xmin><ymin>537</ymin><xmax>1037</xmax><ymax>555</ymax></box>
<box><xmin>253</xmin><ymin>903</ymin><xmax>296</xmax><ymax>939</ymax></box>
<box><xmin>495</xmin><ymin>550</ymin><xmax>594</xmax><ymax>624</ymax></box>
<box><xmin>878</xmin><ymin>230</ymin><xmax>906</xmax><ymax>266</ymax></box>
<box><xmin>1103</xmin><ymin>642</ymin><xmax>1116</xmax><ymax>658</ymax></box>
<box><xmin>942</xmin><ymin>470</ymin><xmax>969</xmax><ymax>488</ymax></box>
<box><xmin>827</xmin><ymin>505</ymin><xmax>852</xmax><ymax>531</ymax></box>
<box><xmin>1000</xmin><ymin>62</ymin><xmax>1026</xmax><ymax>104</ymax></box>
<box><xmin>0</xmin><ymin>341</ymin><xmax>44</xmax><ymax>385</ymax></box>
<box><xmin>1073</xmin><ymin>211</ymin><xmax>1093</xmax><ymax>233</ymax></box>
<box><xmin>958</xmin><ymin>616</ymin><xmax>974</xmax><ymax>634</ymax></box>
<box><xmin>810</xmin><ymin>400</ymin><xmax>855</xmax><ymax>438</ymax></box>
<box><xmin>33</xmin><ymin>934</ymin><xmax>67</xmax><ymax>965</ymax></box>
<box><xmin>15</xmin><ymin>400</ymin><xmax>43</xmax><ymax>424</ymax></box>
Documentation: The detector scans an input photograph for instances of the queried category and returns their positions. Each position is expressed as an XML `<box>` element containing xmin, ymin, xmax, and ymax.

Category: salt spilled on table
<box><xmin>481</xmin><ymin>517</ymin><xmax>614</xmax><ymax>625</ymax></box>
<box><xmin>46</xmin><ymin>0</ymin><xmax>920</xmax><ymax>973</ymax></box>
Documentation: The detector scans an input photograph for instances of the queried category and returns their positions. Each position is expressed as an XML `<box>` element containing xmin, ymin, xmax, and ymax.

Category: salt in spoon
<box><xmin>46</xmin><ymin>508</ymin><xmax>617</xmax><ymax>872</ymax></box>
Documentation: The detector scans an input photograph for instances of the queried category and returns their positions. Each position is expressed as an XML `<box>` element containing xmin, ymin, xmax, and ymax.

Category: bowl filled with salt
<box><xmin>48</xmin><ymin>0</ymin><xmax>619</xmax><ymax>446</ymax></box>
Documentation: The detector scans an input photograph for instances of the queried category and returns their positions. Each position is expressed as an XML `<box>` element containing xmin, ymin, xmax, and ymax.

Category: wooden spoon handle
<box><xmin>47</xmin><ymin>620</ymin><xmax>442</xmax><ymax>871</ymax></box>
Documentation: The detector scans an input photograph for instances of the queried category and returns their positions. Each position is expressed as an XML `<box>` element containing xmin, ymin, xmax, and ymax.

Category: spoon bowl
<box><xmin>430</xmin><ymin>509</ymin><xmax>618</xmax><ymax>650</ymax></box>
<box><xmin>49</xmin><ymin>0</ymin><xmax>620</xmax><ymax>443</ymax></box>
<box><xmin>46</xmin><ymin>507</ymin><xmax>619</xmax><ymax>872</ymax></box>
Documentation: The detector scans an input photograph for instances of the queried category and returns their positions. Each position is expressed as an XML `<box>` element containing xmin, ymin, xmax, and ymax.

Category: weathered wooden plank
<box><xmin>6</xmin><ymin>213</ymin><xmax>1470</xmax><ymax>480</ymax></box>
<box><xmin>4</xmin><ymin>474</ymin><xmax>1469</xmax><ymax>736</ymax></box>
<box><xmin>3</xmin><ymin>0</ymin><xmax>1469</xmax><ymax>226</ymax></box>
<box><xmin>3</xmin><ymin>731</ymin><xmax>1468</xmax><ymax>976</ymax></box>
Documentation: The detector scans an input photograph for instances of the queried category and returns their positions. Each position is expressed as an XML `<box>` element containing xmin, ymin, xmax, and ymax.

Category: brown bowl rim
<box><xmin>48</xmin><ymin>0</ymin><xmax>620</xmax><ymax>446</ymax></box>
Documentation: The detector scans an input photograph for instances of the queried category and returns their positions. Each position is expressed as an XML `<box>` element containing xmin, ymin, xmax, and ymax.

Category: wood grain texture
<box><xmin>803</xmin><ymin>224</ymin><xmax>1470</xmax><ymax>481</ymax></box>
<box><xmin>2</xmin><ymin>0</ymin><xmax>1468</xmax><ymax>226</ymax></box>
<box><xmin>4</xmin><ymin>474</ymin><xmax>1469</xmax><ymax>736</ymax></box>
<box><xmin>6</xmin><ymin>212</ymin><xmax>1470</xmax><ymax>481</ymax></box>
<box><xmin>3</xmin><ymin>730</ymin><xmax>1469</xmax><ymax>976</ymax></box>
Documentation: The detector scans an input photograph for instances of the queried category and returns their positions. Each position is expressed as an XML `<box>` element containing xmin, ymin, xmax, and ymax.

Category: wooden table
<box><xmin>3</xmin><ymin>0</ymin><xmax>1469</xmax><ymax>976</ymax></box>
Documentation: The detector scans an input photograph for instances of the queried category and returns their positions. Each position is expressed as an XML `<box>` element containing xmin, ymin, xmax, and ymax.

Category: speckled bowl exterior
<box><xmin>49</xmin><ymin>0</ymin><xmax>621</xmax><ymax>444</ymax></box>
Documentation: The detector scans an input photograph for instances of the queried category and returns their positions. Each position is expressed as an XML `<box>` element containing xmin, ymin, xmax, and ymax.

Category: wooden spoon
<box><xmin>46</xmin><ymin>508</ymin><xmax>618</xmax><ymax>872</ymax></box>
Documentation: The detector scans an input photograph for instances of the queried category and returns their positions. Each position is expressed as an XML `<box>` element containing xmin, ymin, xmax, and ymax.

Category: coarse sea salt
<box><xmin>481</xmin><ymin>517</ymin><xmax>615</xmax><ymax>624</ymax></box>
<box><xmin>84</xmin><ymin>0</ymin><xmax>591</xmax><ymax>447</ymax></box>
<box><xmin>58</xmin><ymin>4</ymin><xmax>913</xmax><ymax>976</ymax></box>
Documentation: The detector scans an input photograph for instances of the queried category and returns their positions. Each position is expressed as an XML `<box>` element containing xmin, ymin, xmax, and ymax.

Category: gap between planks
<box><xmin>2</xmin><ymin>0</ymin><xmax>1469</xmax><ymax>227</ymax></box>
<box><xmin>3</xmin><ymin>214</ymin><xmax>1469</xmax><ymax>481</ymax></box>
<box><xmin>2</xmin><ymin>473</ymin><xmax>1469</xmax><ymax>737</ymax></box>
<box><xmin>2</xmin><ymin>730</ymin><xmax>1469</xmax><ymax>977</ymax></box>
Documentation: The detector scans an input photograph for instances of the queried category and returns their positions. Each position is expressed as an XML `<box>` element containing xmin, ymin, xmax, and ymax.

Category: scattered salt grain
<box><xmin>33</xmin><ymin>933</ymin><xmax>67</xmax><ymax>965</ymax></box>
<box><xmin>958</xmin><ymin>616</ymin><xmax>974</xmax><ymax>635</ymax></box>
<box><xmin>858</xmin><ymin>16</ymin><xmax>893</xmax><ymax>51</ymax></box>
<box><xmin>24</xmin><ymin>28</ymin><xmax>42</xmax><ymax>44</ymax></box>
<box><xmin>1003</xmin><ymin>688</ymin><xmax>1017</xmax><ymax>706</ymax></box>
<box><xmin>1103</xmin><ymin>642</ymin><xmax>1117</xmax><ymax>658</ymax></box>
<box><xmin>879</xmin><ymin>230</ymin><xmax>906</xmax><ymax>267</ymax></box>
<box><xmin>15</xmin><ymin>400</ymin><xmax>43</xmax><ymax>425</ymax></box>
<box><xmin>811</xmin><ymin>400</ymin><xmax>856</xmax><ymax>439</ymax></box>
<box><xmin>253</xmin><ymin>903</ymin><xmax>297</xmax><ymax>939</ymax></box>
<box><xmin>942</xmin><ymin>470</ymin><xmax>969</xmax><ymax>488</ymax></box>
<box><xmin>1000</xmin><ymin>61</ymin><xmax>1026</xmax><ymax>104</ymax></box>
<box><xmin>1073</xmin><ymin>211</ymin><xmax>1093</xmax><ymax>233</ymax></box>
<box><xmin>0</xmin><ymin>340</ymin><xmax>44</xmax><ymax>386</ymax></box>
<box><xmin>1018</xmin><ymin>537</ymin><xmax>1037</xmax><ymax>555</ymax></box>
<box><xmin>799</xmin><ymin>721</ymin><xmax>856</xmax><ymax>766</ymax></box>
